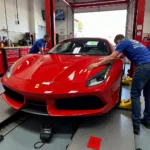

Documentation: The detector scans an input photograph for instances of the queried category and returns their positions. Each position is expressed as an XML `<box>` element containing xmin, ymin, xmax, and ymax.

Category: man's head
<box><xmin>114</xmin><ymin>34</ymin><xmax>125</xmax><ymax>45</ymax></box>
<box><xmin>43</xmin><ymin>34</ymin><xmax>50</xmax><ymax>43</ymax></box>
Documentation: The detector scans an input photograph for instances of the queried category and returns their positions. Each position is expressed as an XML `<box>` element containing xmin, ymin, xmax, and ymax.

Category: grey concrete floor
<box><xmin>0</xmin><ymin>116</ymin><xmax>74</xmax><ymax>150</ymax></box>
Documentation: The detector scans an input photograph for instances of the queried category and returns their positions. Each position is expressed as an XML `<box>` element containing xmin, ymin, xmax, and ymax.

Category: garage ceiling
<box><xmin>62</xmin><ymin>0</ymin><xmax>130</xmax><ymax>8</ymax></box>
<box><xmin>68</xmin><ymin>0</ymin><xmax>128</xmax><ymax>2</ymax></box>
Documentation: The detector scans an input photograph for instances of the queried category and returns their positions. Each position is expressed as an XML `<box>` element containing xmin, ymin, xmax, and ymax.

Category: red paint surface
<box><xmin>87</xmin><ymin>136</ymin><xmax>102</xmax><ymax>150</ymax></box>
<box><xmin>135</xmin><ymin>0</ymin><xmax>146</xmax><ymax>42</ymax></box>
<box><xmin>1</xmin><ymin>38</ymin><xmax>123</xmax><ymax>117</ymax></box>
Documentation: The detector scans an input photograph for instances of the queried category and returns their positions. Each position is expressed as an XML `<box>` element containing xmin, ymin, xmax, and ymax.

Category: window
<box><xmin>49</xmin><ymin>39</ymin><xmax>110</xmax><ymax>55</ymax></box>
<box><xmin>86</xmin><ymin>41</ymin><xmax>99</xmax><ymax>46</ymax></box>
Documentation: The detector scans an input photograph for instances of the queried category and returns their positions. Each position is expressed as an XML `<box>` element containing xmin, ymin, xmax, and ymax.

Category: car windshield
<box><xmin>48</xmin><ymin>39</ymin><xmax>111</xmax><ymax>55</ymax></box>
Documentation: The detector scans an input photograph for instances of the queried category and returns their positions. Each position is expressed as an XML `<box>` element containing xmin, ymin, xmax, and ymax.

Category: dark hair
<box><xmin>44</xmin><ymin>34</ymin><xmax>50</xmax><ymax>38</ymax></box>
<box><xmin>114</xmin><ymin>34</ymin><xmax>125</xmax><ymax>43</ymax></box>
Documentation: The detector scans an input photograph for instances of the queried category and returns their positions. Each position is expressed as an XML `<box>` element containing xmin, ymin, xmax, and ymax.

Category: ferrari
<box><xmin>1</xmin><ymin>38</ymin><xmax>123</xmax><ymax>117</ymax></box>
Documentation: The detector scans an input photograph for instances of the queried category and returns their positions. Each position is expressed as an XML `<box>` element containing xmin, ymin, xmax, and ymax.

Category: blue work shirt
<box><xmin>116</xmin><ymin>39</ymin><xmax>150</xmax><ymax>66</ymax></box>
<box><xmin>29</xmin><ymin>39</ymin><xmax>46</xmax><ymax>53</ymax></box>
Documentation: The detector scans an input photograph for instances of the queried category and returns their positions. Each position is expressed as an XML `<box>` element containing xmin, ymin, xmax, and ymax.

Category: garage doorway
<box><xmin>74</xmin><ymin>10</ymin><xmax>127</xmax><ymax>45</ymax></box>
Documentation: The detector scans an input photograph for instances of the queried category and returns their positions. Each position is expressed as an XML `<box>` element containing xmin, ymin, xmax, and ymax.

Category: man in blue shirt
<box><xmin>88</xmin><ymin>34</ymin><xmax>150</xmax><ymax>135</ymax></box>
<box><xmin>29</xmin><ymin>34</ymin><xmax>50</xmax><ymax>54</ymax></box>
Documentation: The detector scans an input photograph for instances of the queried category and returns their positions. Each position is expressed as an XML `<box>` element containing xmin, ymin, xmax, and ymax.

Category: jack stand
<box><xmin>118</xmin><ymin>99</ymin><xmax>142</xmax><ymax>110</ymax></box>
<box><xmin>122</xmin><ymin>76</ymin><xmax>132</xmax><ymax>86</ymax></box>
<box><xmin>34</xmin><ymin>124</ymin><xmax>53</xmax><ymax>149</ymax></box>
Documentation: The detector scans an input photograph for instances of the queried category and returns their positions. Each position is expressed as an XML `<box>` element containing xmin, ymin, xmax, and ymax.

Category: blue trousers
<box><xmin>131</xmin><ymin>63</ymin><xmax>150</xmax><ymax>126</ymax></box>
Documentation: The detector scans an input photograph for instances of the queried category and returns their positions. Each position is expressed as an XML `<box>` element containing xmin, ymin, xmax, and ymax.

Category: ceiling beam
<box><xmin>71</xmin><ymin>1</ymin><xmax>129</xmax><ymax>8</ymax></box>
<box><xmin>62</xmin><ymin>0</ymin><xmax>71</xmax><ymax>7</ymax></box>
<box><xmin>62</xmin><ymin>0</ymin><xmax>129</xmax><ymax>8</ymax></box>
<box><xmin>71</xmin><ymin>0</ymin><xmax>129</xmax><ymax>6</ymax></box>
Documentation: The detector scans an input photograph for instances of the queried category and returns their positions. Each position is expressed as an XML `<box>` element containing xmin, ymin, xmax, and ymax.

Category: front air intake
<box><xmin>56</xmin><ymin>96</ymin><xmax>105</xmax><ymax>110</ymax></box>
<box><xmin>3</xmin><ymin>86</ymin><xmax>24</xmax><ymax>103</ymax></box>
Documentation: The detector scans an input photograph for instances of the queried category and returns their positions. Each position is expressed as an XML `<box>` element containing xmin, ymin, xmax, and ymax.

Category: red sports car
<box><xmin>1</xmin><ymin>38</ymin><xmax>123</xmax><ymax>117</ymax></box>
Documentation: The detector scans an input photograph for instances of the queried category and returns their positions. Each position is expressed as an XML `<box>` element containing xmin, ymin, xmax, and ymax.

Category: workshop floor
<box><xmin>0</xmin><ymin>64</ymin><xmax>150</xmax><ymax>150</ymax></box>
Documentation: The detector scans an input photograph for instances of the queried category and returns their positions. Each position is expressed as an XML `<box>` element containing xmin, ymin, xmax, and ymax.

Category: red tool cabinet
<box><xmin>0</xmin><ymin>47</ymin><xmax>31</xmax><ymax>76</ymax></box>
<box><xmin>5</xmin><ymin>49</ymin><xmax>20</xmax><ymax>69</ymax></box>
<box><xmin>20</xmin><ymin>48</ymin><xmax>29</xmax><ymax>57</ymax></box>
<box><xmin>0</xmin><ymin>50</ymin><xmax>5</xmax><ymax>75</ymax></box>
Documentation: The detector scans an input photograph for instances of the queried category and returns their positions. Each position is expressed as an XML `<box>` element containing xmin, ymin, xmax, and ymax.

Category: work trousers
<box><xmin>131</xmin><ymin>63</ymin><xmax>150</xmax><ymax>125</ymax></box>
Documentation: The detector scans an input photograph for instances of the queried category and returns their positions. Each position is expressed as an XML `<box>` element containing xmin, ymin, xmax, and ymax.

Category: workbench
<box><xmin>0</xmin><ymin>46</ymin><xmax>31</xmax><ymax>75</ymax></box>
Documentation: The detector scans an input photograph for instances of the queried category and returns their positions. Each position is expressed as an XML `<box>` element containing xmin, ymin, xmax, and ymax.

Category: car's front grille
<box><xmin>3</xmin><ymin>86</ymin><xmax>24</xmax><ymax>104</ymax></box>
<box><xmin>22</xmin><ymin>100</ymin><xmax>48</xmax><ymax>116</ymax></box>
<box><xmin>56</xmin><ymin>96</ymin><xmax>105</xmax><ymax>110</ymax></box>
<box><xmin>27</xmin><ymin>100</ymin><xmax>47</xmax><ymax>112</ymax></box>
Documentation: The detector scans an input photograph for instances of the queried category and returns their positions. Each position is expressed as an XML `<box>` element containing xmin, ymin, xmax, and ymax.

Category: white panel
<box><xmin>126</xmin><ymin>0</ymin><xmax>134</xmax><ymax>39</ymax></box>
<box><xmin>143</xmin><ymin>0</ymin><xmax>150</xmax><ymax>34</ymax></box>
<box><xmin>143</xmin><ymin>10</ymin><xmax>150</xmax><ymax>34</ymax></box>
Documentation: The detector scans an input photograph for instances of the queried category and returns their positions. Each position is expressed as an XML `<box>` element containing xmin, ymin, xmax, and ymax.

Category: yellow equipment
<box><xmin>122</xmin><ymin>76</ymin><xmax>132</xmax><ymax>86</ymax></box>
<box><xmin>119</xmin><ymin>99</ymin><xmax>142</xmax><ymax>110</ymax></box>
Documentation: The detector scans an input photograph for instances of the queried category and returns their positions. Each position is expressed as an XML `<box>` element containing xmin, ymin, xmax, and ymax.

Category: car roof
<box><xmin>65</xmin><ymin>37</ymin><xmax>108</xmax><ymax>41</ymax></box>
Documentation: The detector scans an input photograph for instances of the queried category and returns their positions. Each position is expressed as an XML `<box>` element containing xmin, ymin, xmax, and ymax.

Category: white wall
<box><xmin>0</xmin><ymin>0</ymin><xmax>7</xmax><ymax>38</ymax></box>
<box><xmin>29</xmin><ymin>0</ymin><xmax>46</xmax><ymax>40</ymax></box>
<box><xmin>0</xmin><ymin>0</ymin><xmax>45</xmax><ymax>42</ymax></box>
<box><xmin>34</xmin><ymin>0</ymin><xmax>45</xmax><ymax>27</ymax></box>
<box><xmin>0</xmin><ymin>0</ymin><xmax>30</xmax><ymax>42</ymax></box>
<box><xmin>55</xmin><ymin>0</ymin><xmax>73</xmax><ymax>41</ymax></box>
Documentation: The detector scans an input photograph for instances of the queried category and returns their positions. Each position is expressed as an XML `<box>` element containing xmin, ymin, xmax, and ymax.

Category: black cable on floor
<box><xmin>0</xmin><ymin>135</ymin><xmax>4</xmax><ymax>142</ymax></box>
<box><xmin>34</xmin><ymin>141</ymin><xmax>46</xmax><ymax>149</ymax></box>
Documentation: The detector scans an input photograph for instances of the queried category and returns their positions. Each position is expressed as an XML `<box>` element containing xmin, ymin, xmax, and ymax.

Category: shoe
<box><xmin>133</xmin><ymin>124</ymin><xmax>140</xmax><ymax>135</ymax></box>
<box><xmin>141</xmin><ymin>119</ymin><xmax>150</xmax><ymax>129</ymax></box>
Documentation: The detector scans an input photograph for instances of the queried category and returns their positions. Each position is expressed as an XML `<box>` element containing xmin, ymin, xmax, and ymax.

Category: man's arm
<box><xmin>117</xmin><ymin>53</ymin><xmax>124</xmax><ymax>58</ymax></box>
<box><xmin>37</xmin><ymin>41</ymin><xmax>44</xmax><ymax>54</ymax></box>
<box><xmin>88</xmin><ymin>40</ymin><xmax>128</xmax><ymax>70</ymax></box>
<box><xmin>88</xmin><ymin>51</ymin><xmax>120</xmax><ymax>70</ymax></box>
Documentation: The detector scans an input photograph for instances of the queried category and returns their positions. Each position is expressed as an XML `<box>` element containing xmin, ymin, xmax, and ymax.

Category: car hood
<box><xmin>12</xmin><ymin>54</ymin><xmax>107</xmax><ymax>83</ymax></box>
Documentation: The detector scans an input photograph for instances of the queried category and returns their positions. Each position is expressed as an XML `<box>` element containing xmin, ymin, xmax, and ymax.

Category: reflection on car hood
<box><xmin>12</xmin><ymin>54</ymin><xmax>107</xmax><ymax>82</ymax></box>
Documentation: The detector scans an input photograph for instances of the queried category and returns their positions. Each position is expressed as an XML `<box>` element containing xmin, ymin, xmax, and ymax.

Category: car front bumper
<box><xmin>1</xmin><ymin>75</ymin><xmax>116</xmax><ymax>117</ymax></box>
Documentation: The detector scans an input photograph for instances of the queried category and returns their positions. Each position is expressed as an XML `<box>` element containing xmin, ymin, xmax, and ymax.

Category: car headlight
<box><xmin>87</xmin><ymin>65</ymin><xmax>111</xmax><ymax>87</ymax></box>
<box><xmin>6</xmin><ymin>62</ymin><xmax>16</xmax><ymax>79</ymax></box>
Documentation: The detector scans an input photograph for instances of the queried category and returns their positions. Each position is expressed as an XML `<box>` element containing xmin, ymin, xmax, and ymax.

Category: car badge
<box><xmin>35</xmin><ymin>84</ymin><xmax>40</xmax><ymax>88</ymax></box>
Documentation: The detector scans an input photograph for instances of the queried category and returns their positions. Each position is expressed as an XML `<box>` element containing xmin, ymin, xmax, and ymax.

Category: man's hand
<box><xmin>87</xmin><ymin>51</ymin><xmax>121</xmax><ymax>70</ymax></box>
<box><xmin>88</xmin><ymin>63</ymin><xmax>99</xmax><ymax>70</ymax></box>
<box><xmin>39</xmin><ymin>48</ymin><xmax>44</xmax><ymax>54</ymax></box>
